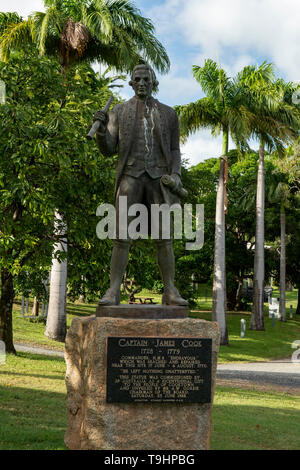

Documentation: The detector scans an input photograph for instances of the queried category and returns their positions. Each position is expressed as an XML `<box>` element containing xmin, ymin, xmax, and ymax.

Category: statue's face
<box><xmin>131</xmin><ymin>68</ymin><xmax>153</xmax><ymax>99</ymax></box>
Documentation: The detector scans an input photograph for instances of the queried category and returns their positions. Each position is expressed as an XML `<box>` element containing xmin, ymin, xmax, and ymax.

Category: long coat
<box><xmin>96</xmin><ymin>96</ymin><xmax>182</xmax><ymax>200</ymax></box>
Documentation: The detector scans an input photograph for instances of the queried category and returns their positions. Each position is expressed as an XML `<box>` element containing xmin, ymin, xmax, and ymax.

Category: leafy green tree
<box><xmin>0</xmin><ymin>54</ymin><xmax>115</xmax><ymax>352</ymax></box>
<box><xmin>1</xmin><ymin>0</ymin><xmax>170</xmax><ymax>341</ymax></box>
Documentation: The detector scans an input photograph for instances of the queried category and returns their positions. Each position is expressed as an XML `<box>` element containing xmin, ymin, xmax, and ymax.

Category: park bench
<box><xmin>129</xmin><ymin>294</ymin><xmax>157</xmax><ymax>305</ymax></box>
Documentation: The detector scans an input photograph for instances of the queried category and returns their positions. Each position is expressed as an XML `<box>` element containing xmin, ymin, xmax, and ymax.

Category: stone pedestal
<box><xmin>96</xmin><ymin>304</ymin><xmax>189</xmax><ymax>319</ymax></box>
<box><xmin>64</xmin><ymin>306</ymin><xmax>220</xmax><ymax>450</ymax></box>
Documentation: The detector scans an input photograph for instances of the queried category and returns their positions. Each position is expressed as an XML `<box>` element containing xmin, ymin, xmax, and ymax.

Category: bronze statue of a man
<box><xmin>94</xmin><ymin>64</ymin><xmax>187</xmax><ymax>306</ymax></box>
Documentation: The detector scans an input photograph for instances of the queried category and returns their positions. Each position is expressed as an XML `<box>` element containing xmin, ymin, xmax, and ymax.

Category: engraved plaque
<box><xmin>106</xmin><ymin>337</ymin><xmax>212</xmax><ymax>403</ymax></box>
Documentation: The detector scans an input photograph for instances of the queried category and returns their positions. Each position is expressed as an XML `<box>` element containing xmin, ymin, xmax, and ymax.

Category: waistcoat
<box><xmin>123</xmin><ymin>97</ymin><xmax>168</xmax><ymax>179</ymax></box>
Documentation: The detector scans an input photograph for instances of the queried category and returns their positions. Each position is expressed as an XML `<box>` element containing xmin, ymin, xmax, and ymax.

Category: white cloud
<box><xmin>146</xmin><ymin>0</ymin><xmax>300</xmax><ymax>160</ymax></box>
<box><xmin>150</xmin><ymin>0</ymin><xmax>300</xmax><ymax>81</ymax></box>
<box><xmin>181</xmin><ymin>131</ymin><xmax>222</xmax><ymax>167</ymax></box>
<box><xmin>155</xmin><ymin>65</ymin><xmax>202</xmax><ymax>105</ymax></box>
<box><xmin>181</xmin><ymin>131</ymin><xmax>259</xmax><ymax>168</ymax></box>
<box><xmin>1</xmin><ymin>0</ymin><xmax>45</xmax><ymax>17</ymax></box>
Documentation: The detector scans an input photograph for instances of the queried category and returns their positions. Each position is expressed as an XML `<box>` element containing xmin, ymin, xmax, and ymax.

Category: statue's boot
<box><xmin>156</xmin><ymin>240</ymin><xmax>188</xmax><ymax>306</ymax></box>
<box><xmin>98</xmin><ymin>288</ymin><xmax>121</xmax><ymax>306</ymax></box>
<box><xmin>98</xmin><ymin>241</ymin><xmax>130</xmax><ymax>306</ymax></box>
<box><xmin>162</xmin><ymin>287</ymin><xmax>188</xmax><ymax>306</ymax></box>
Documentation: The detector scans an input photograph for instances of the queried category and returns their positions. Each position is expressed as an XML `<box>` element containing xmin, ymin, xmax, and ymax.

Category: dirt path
<box><xmin>217</xmin><ymin>360</ymin><xmax>300</xmax><ymax>393</ymax></box>
<box><xmin>14</xmin><ymin>342</ymin><xmax>300</xmax><ymax>395</ymax></box>
<box><xmin>216</xmin><ymin>378</ymin><xmax>300</xmax><ymax>395</ymax></box>
<box><xmin>15</xmin><ymin>342</ymin><xmax>64</xmax><ymax>358</ymax></box>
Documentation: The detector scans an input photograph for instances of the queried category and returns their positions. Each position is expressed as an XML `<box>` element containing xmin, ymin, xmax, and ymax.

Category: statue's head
<box><xmin>129</xmin><ymin>64</ymin><xmax>159</xmax><ymax>99</ymax></box>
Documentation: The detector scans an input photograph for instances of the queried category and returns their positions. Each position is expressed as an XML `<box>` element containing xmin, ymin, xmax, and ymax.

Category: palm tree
<box><xmin>0</xmin><ymin>0</ymin><xmax>170</xmax><ymax>74</ymax></box>
<box><xmin>0</xmin><ymin>0</ymin><xmax>170</xmax><ymax>341</ymax></box>
<box><xmin>237</xmin><ymin>64</ymin><xmax>299</xmax><ymax>330</ymax></box>
<box><xmin>175</xmin><ymin>59</ymin><xmax>254</xmax><ymax>345</ymax></box>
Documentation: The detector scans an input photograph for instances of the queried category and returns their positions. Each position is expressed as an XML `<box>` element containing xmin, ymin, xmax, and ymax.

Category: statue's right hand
<box><xmin>93</xmin><ymin>110</ymin><xmax>108</xmax><ymax>126</ymax></box>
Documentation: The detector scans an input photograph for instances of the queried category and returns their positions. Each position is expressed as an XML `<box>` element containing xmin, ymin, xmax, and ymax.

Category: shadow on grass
<box><xmin>12</xmin><ymin>351</ymin><xmax>65</xmax><ymax>363</ymax></box>
<box><xmin>66</xmin><ymin>302</ymin><xmax>97</xmax><ymax>318</ymax></box>
<box><xmin>212</xmin><ymin>387</ymin><xmax>300</xmax><ymax>450</ymax></box>
<box><xmin>0</xmin><ymin>382</ymin><xmax>299</xmax><ymax>450</ymax></box>
<box><xmin>0</xmin><ymin>385</ymin><xmax>67</xmax><ymax>450</ymax></box>
<box><xmin>0</xmin><ymin>370</ymin><xmax>64</xmax><ymax>381</ymax></box>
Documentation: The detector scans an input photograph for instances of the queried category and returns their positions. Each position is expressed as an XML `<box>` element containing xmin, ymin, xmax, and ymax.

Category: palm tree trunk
<box><xmin>280</xmin><ymin>203</ymin><xmax>286</xmax><ymax>321</ymax></box>
<box><xmin>251</xmin><ymin>141</ymin><xmax>265</xmax><ymax>330</ymax></box>
<box><xmin>45</xmin><ymin>62</ymin><xmax>68</xmax><ymax>341</ymax></box>
<box><xmin>212</xmin><ymin>129</ymin><xmax>229</xmax><ymax>346</ymax></box>
<box><xmin>45</xmin><ymin>212</ymin><xmax>67</xmax><ymax>341</ymax></box>
<box><xmin>0</xmin><ymin>268</ymin><xmax>16</xmax><ymax>354</ymax></box>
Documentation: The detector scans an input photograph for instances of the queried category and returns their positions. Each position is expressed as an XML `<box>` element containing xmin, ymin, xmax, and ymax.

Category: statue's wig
<box><xmin>129</xmin><ymin>64</ymin><xmax>159</xmax><ymax>88</ymax></box>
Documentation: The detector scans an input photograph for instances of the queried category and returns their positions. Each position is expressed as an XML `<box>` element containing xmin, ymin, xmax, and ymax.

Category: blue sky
<box><xmin>2</xmin><ymin>0</ymin><xmax>300</xmax><ymax>165</ymax></box>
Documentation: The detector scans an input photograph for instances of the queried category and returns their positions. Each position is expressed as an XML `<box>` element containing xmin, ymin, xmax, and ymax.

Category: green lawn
<box><xmin>211</xmin><ymin>387</ymin><xmax>300</xmax><ymax>450</ymax></box>
<box><xmin>0</xmin><ymin>352</ymin><xmax>66</xmax><ymax>450</ymax></box>
<box><xmin>5</xmin><ymin>289</ymin><xmax>299</xmax><ymax>450</ymax></box>
<box><xmin>191</xmin><ymin>311</ymin><xmax>300</xmax><ymax>363</ymax></box>
<box><xmin>13</xmin><ymin>299</ymin><xmax>97</xmax><ymax>352</ymax></box>
<box><xmin>0</xmin><ymin>352</ymin><xmax>299</xmax><ymax>450</ymax></box>
<box><xmin>12</xmin><ymin>288</ymin><xmax>300</xmax><ymax>363</ymax></box>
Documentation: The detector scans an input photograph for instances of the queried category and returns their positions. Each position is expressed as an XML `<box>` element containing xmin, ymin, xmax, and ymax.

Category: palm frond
<box><xmin>237</xmin><ymin>62</ymin><xmax>300</xmax><ymax>151</ymax></box>
<box><xmin>84</xmin><ymin>1</ymin><xmax>113</xmax><ymax>42</ymax></box>
<box><xmin>175</xmin><ymin>97</ymin><xmax>219</xmax><ymax>142</ymax></box>
<box><xmin>106</xmin><ymin>0</ymin><xmax>169</xmax><ymax>73</ymax></box>
<box><xmin>192</xmin><ymin>60</ymin><xmax>219</xmax><ymax>97</ymax></box>
<box><xmin>99</xmin><ymin>66</ymin><xmax>126</xmax><ymax>88</ymax></box>
<box><xmin>237</xmin><ymin>61</ymin><xmax>275</xmax><ymax>87</ymax></box>
<box><xmin>193</xmin><ymin>59</ymin><xmax>233</xmax><ymax>105</ymax></box>
<box><xmin>105</xmin><ymin>0</ymin><xmax>154</xmax><ymax>33</ymax></box>
<box><xmin>0</xmin><ymin>18</ymin><xmax>34</xmax><ymax>61</ymax></box>
<box><xmin>240</xmin><ymin>183</ymin><xmax>257</xmax><ymax>211</ymax></box>
<box><xmin>33</xmin><ymin>7</ymin><xmax>66</xmax><ymax>55</ymax></box>
<box><xmin>0</xmin><ymin>12</ymin><xmax>23</xmax><ymax>34</ymax></box>
<box><xmin>133</xmin><ymin>31</ymin><xmax>170</xmax><ymax>74</ymax></box>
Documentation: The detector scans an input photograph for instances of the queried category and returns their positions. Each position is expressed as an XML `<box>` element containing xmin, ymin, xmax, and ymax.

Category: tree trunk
<box><xmin>250</xmin><ymin>142</ymin><xmax>265</xmax><ymax>330</ymax></box>
<box><xmin>0</xmin><ymin>269</ymin><xmax>16</xmax><ymax>354</ymax></box>
<box><xmin>212</xmin><ymin>130</ymin><xmax>229</xmax><ymax>346</ymax></box>
<box><xmin>45</xmin><ymin>212</ymin><xmax>67</xmax><ymax>342</ymax></box>
<box><xmin>32</xmin><ymin>296</ymin><xmax>40</xmax><ymax>317</ymax></box>
<box><xmin>280</xmin><ymin>206</ymin><xmax>286</xmax><ymax>321</ymax></box>
<box><xmin>286</xmin><ymin>281</ymin><xmax>293</xmax><ymax>292</ymax></box>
